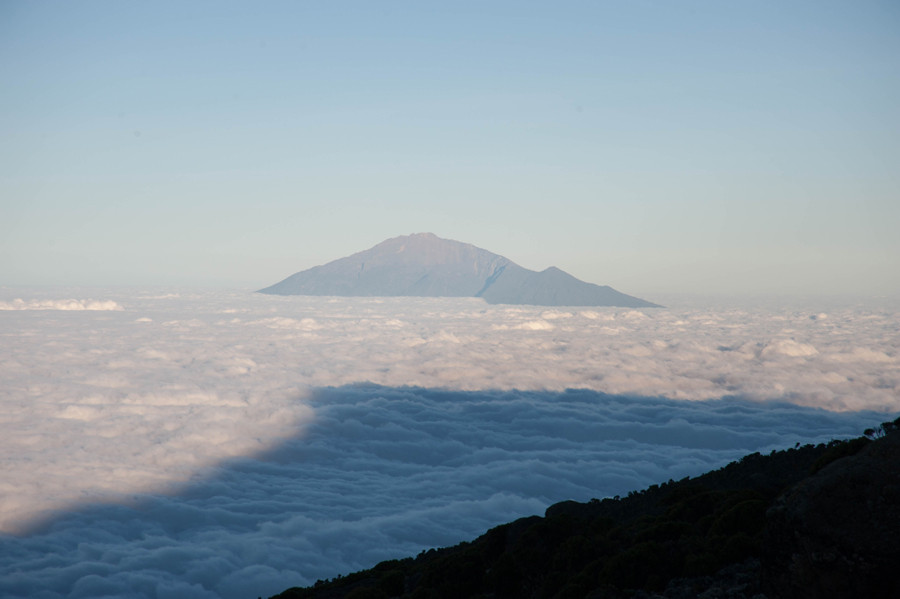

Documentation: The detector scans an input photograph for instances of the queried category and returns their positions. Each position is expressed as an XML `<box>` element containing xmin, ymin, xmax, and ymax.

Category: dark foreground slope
<box><xmin>270</xmin><ymin>420</ymin><xmax>900</xmax><ymax>599</ymax></box>
<box><xmin>258</xmin><ymin>233</ymin><xmax>660</xmax><ymax>308</ymax></box>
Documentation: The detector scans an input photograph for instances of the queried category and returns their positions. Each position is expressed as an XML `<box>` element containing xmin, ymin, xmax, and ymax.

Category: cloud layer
<box><xmin>1</xmin><ymin>386</ymin><xmax>887</xmax><ymax>599</ymax></box>
<box><xmin>0</xmin><ymin>298</ymin><xmax>124</xmax><ymax>311</ymax></box>
<box><xmin>0</xmin><ymin>289</ymin><xmax>897</xmax><ymax>598</ymax></box>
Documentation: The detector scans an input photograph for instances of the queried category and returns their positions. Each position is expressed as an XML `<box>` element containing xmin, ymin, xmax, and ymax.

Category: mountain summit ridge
<box><xmin>259</xmin><ymin>233</ymin><xmax>660</xmax><ymax>307</ymax></box>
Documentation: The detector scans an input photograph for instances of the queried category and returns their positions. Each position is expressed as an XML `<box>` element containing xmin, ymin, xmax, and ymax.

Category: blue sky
<box><xmin>2</xmin><ymin>0</ymin><xmax>898</xmax><ymax>296</ymax></box>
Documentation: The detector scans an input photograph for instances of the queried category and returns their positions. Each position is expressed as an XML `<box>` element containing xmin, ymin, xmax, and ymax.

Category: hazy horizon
<box><xmin>2</xmin><ymin>1</ymin><xmax>899</xmax><ymax>296</ymax></box>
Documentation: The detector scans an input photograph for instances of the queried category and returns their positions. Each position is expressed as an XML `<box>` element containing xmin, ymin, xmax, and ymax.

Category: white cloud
<box><xmin>0</xmin><ymin>289</ymin><xmax>897</xmax><ymax>598</ymax></box>
<box><xmin>0</xmin><ymin>384</ymin><xmax>888</xmax><ymax>599</ymax></box>
<box><xmin>0</xmin><ymin>298</ymin><xmax>124</xmax><ymax>311</ymax></box>
<box><xmin>760</xmin><ymin>338</ymin><xmax>819</xmax><ymax>358</ymax></box>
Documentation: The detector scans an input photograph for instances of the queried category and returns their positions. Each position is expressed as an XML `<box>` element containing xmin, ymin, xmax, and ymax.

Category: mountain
<box><xmin>258</xmin><ymin>233</ymin><xmax>660</xmax><ymax>308</ymax></box>
<box><xmin>269</xmin><ymin>419</ymin><xmax>900</xmax><ymax>599</ymax></box>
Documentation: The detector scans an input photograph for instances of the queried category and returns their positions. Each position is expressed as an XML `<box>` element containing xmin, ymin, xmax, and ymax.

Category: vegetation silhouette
<box><xmin>270</xmin><ymin>417</ymin><xmax>900</xmax><ymax>599</ymax></box>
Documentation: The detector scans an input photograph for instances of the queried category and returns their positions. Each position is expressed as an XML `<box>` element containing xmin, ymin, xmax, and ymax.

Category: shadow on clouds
<box><xmin>1</xmin><ymin>385</ymin><xmax>892</xmax><ymax>599</ymax></box>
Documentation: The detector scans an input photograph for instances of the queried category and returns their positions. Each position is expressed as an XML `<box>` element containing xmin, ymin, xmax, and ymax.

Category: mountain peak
<box><xmin>259</xmin><ymin>235</ymin><xmax>660</xmax><ymax>307</ymax></box>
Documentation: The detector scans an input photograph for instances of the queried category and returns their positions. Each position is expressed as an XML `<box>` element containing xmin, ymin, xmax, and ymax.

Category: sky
<box><xmin>1</xmin><ymin>290</ymin><xmax>896</xmax><ymax>598</ymax></box>
<box><xmin>1</xmin><ymin>0</ymin><xmax>899</xmax><ymax>296</ymax></box>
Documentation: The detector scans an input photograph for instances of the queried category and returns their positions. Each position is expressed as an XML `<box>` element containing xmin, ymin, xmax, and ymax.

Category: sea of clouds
<box><xmin>1</xmin><ymin>288</ymin><xmax>897</xmax><ymax>598</ymax></box>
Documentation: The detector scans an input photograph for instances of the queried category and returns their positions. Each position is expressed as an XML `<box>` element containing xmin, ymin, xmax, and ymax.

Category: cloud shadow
<box><xmin>1</xmin><ymin>384</ymin><xmax>893</xmax><ymax>599</ymax></box>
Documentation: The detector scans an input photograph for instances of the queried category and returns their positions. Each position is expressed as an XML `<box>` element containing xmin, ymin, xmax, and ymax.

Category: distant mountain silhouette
<box><xmin>259</xmin><ymin>233</ymin><xmax>660</xmax><ymax>307</ymax></box>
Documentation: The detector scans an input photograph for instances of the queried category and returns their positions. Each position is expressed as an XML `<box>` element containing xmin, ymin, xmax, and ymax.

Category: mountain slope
<box><xmin>269</xmin><ymin>421</ymin><xmax>900</xmax><ymax>599</ymax></box>
<box><xmin>259</xmin><ymin>233</ymin><xmax>660</xmax><ymax>308</ymax></box>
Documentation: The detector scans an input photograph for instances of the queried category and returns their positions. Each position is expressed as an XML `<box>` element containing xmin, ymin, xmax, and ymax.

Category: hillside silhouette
<box><xmin>270</xmin><ymin>418</ymin><xmax>900</xmax><ymax>599</ymax></box>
